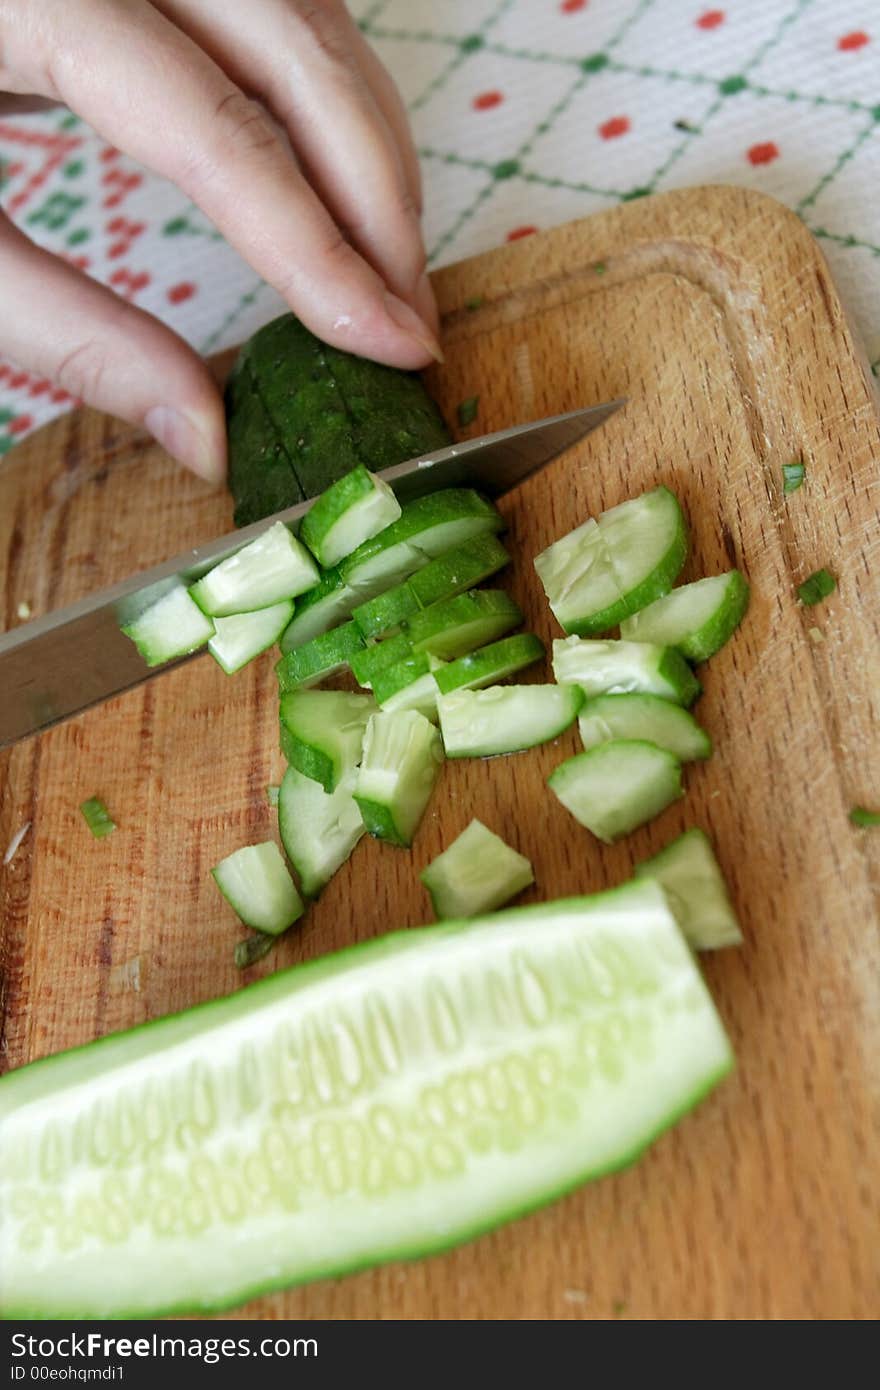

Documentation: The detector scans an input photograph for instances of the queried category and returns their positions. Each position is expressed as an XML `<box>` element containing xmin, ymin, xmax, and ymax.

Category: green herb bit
<box><xmin>592</xmin><ymin>261</ymin><xmax>608</xmax><ymax>275</ymax></box>
<box><xmin>464</xmin><ymin>295</ymin><xmax>484</xmax><ymax>312</ymax></box>
<box><xmin>850</xmin><ymin>806</ymin><xmax>880</xmax><ymax>828</ymax></box>
<box><xmin>80</xmin><ymin>796</ymin><xmax>116</xmax><ymax>839</ymax></box>
<box><xmin>783</xmin><ymin>460</ymin><xmax>805</xmax><ymax>495</ymax></box>
<box><xmin>457</xmin><ymin>395</ymin><xmax>479</xmax><ymax>428</ymax></box>
<box><xmin>234</xmin><ymin>933</ymin><xmax>277</xmax><ymax>969</ymax></box>
<box><xmin>797</xmin><ymin>568</ymin><xmax>836</xmax><ymax>606</ymax></box>
<box><xmin>266</xmin><ymin>785</ymin><xmax>280</xmax><ymax>807</ymax></box>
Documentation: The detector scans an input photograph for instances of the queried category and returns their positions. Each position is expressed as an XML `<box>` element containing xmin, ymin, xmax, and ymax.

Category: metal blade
<box><xmin>0</xmin><ymin>399</ymin><xmax>624</xmax><ymax>747</ymax></box>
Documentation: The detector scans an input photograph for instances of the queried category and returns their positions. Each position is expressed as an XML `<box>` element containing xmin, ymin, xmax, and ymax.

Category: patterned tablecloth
<box><xmin>0</xmin><ymin>0</ymin><xmax>877</xmax><ymax>452</ymax></box>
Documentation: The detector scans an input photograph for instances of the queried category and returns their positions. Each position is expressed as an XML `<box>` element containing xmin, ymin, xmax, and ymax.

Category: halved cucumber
<box><xmin>0</xmin><ymin>880</ymin><xmax>733</xmax><ymax>1320</ymax></box>
<box><xmin>578</xmin><ymin>693</ymin><xmax>711</xmax><ymax>761</ymax></box>
<box><xmin>300</xmin><ymin>465</ymin><xmax>402</xmax><ymax>569</ymax></box>
<box><xmin>620</xmin><ymin>571</ymin><xmax>750</xmax><ymax>662</ymax></box>
<box><xmin>350</xmin><ymin>631</ymin><xmax>414</xmax><ymax>688</ymax></box>
<box><xmin>534</xmin><ymin>486</ymin><xmax>687</xmax><ymax>635</ymax></box>
<box><xmin>208</xmin><ymin>600</ymin><xmax>294</xmax><ymax>675</ymax></box>
<box><xmin>635</xmin><ymin>828</ymin><xmax>743</xmax><ymax>950</ymax></box>
<box><xmin>372</xmin><ymin>653</ymin><xmax>445</xmax><ymax>721</ymax></box>
<box><xmin>553</xmin><ymin>636</ymin><xmax>701</xmax><ymax>707</ymax></box>
<box><xmin>421</xmin><ymin>819</ymin><xmax>534</xmax><ymax>919</ymax></box>
<box><xmin>211</xmin><ymin>841</ymin><xmax>304</xmax><ymax>934</ymax></box>
<box><xmin>354</xmin><ymin>709</ymin><xmax>444</xmax><ymax>846</ymax></box>
<box><xmin>438</xmin><ymin>684</ymin><xmax>583</xmax><ymax>758</ymax></box>
<box><xmin>408</xmin><ymin>534</ymin><xmax>509</xmax><ymax>609</ymax></box>
<box><xmin>435</xmin><ymin>632</ymin><xmax>545</xmax><ymax>695</ymax></box>
<box><xmin>190</xmin><ymin>522</ymin><xmax>319</xmax><ymax>617</ymax></box>
<box><xmin>405</xmin><ymin>591</ymin><xmax>522</xmax><ymax>660</ymax></box>
<box><xmin>549</xmin><ymin>740</ymin><xmax>683</xmax><ymax>843</ymax></box>
<box><xmin>278</xmin><ymin>764</ymin><xmax>365</xmax><ymax>898</ymax></box>
<box><xmin>275</xmin><ymin>620</ymin><xmax>364</xmax><ymax>692</ymax></box>
<box><xmin>279</xmin><ymin>689</ymin><xmax>375</xmax><ymax>792</ymax></box>
<box><xmin>121</xmin><ymin>584</ymin><xmax>214</xmax><ymax>667</ymax></box>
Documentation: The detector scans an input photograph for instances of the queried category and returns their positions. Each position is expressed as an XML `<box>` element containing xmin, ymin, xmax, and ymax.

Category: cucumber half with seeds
<box><xmin>435</xmin><ymin>632</ymin><xmax>545</xmax><ymax>695</ymax></box>
<box><xmin>549</xmin><ymin>740</ymin><xmax>683</xmax><ymax>843</ymax></box>
<box><xmin>553</xmin><ymin>636</ymin><xmax>701</xmax><ymax>707</ymax></box>
<box><xmin>421</xmin><ymin>819</ymin><xmax>534</xmax><ymax>919</ymax></box>
<box><xmin>278</xmin><ymin>764</ymin><xmax>365</xmax><ymax>898</ymax></box>
<box><xmin>405</xmin><ymin>590</ymin><xmax>522</xmax><ymax>660</ymax></box>
<box><xmin>620</xmin><ymin>571</ymin><xmax>750</xmax><ymax>662</ymax></box>
<box><xmin>121</xmin><ymin>584</ymin><xmax>214</xmax><ymax>667</ymax></box>
<box><xmin>438</xmin><ymin>684</ymin><xmax>583</xmax><ymax>758</ymax></box>
<box><xmin>635</xmin><ymin>829</ymin><xmax>743</xmax><ymax>950</ymax></box>
<box><xmin>354</xmin><ymin>709</ymin><xmax>444</xmax><ymax>846</ymax></box>
<box><xmin>578</xmin><ymin>693</ymin><xmax>711</xmax><ymax>761</ymax></box>
<box><xmin>212</xmin><ymin>842</ymin><xmax>304</xmax><ymax>934</ymax></box>
<box><xmin>275</xmin><ymin>620</ymin><xmax>364</xmax><ymax>691</ymax></box>
<box><xmin>209</xmin><ymin>600</ymin><xmax>294</xmax><ymax>675</ymax></box>
<box><xmin>300</xmin><ymin>465</ymin><xmax>402</xmax><ymax>569</ymax></box>
<box><xmin>279</xmin><ymin>689</ymin><xmax>375</xmax><ymax>792</ymax></box>
<box><xmin>190</xmin><ymin>521</ymin><xmax>319</xmax><ymax>617</ymax></box>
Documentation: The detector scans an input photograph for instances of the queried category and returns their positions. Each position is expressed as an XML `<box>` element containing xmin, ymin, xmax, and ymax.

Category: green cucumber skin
<box><xmin>275</xmin><ymin>621</ymin><xmax>364</xmax><ymax>692</ymax></box>
<box><xmin>353</xmin><ymin>581</ymin><xmax>421</xmax><ymax>640</ymax></box>
<box><xmin>280</xmin><ymin>720</ymin><xmax>334</xmax><ymax>791</ymax></box>
<box><xmin>621</xmin><ymin>572</ymin><xmax>751</xmax><ymax>662</ymax></box>
<box><xmin>339</xmin><ymin>489</ymin><xmax>504</xmax><ymax>584</ymax></box>
<box><xmin>371</xmin><ymin>652</ymin><xmax>431</xmax><ymax>705</ymax></box>
<box><xmin>350</xmin><ymin>632</ymin><xmax>414</xmax><ymax>687</ymax></box>
<box><xmin>404</xmin><ymin>591</ymin><xmax>523</xmax><ymax>660</ymax></box>
<box><xmin>352</xmin><ymin>794</ymin><xmax>409</xmax><ymax>847</ymax></box>
<box><xmin>408</xmin><ymin>535</ymin><xmax>510</xmax><ymax>609</ymax></box>
<box><xmin>434</xmin><ymin>633</ymin><xmax>545</xmax><ymax>695</ymax></box>
<box><xmin>299</xmin><ymin>465</ymin><xmax>375</xmax><ymax>562</ymax></box>
<box><xmin>578</xmin><ymin>693</ymin><xmax>712</xmax><ymax>761</ymax></box>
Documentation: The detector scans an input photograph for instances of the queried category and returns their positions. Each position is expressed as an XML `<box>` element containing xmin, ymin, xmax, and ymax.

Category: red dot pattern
<box><xmin>506</xmin><ymin>225</ymin><xmax>538</xmax><ymax>241</ymax></box>
<box><xmin>838</xmin><ymin>31</ymin><xmax>869</xmax><ymax>51</ymax></box>
<box><xmin>696</xmin><ymin>9</ymin><xmax>725</xmax><ymax>29</ymax></box>
<box><xmin>599</xmin><ymin>115</ymin><xmax>631</xmax><ymax>140</ymax></box>
<box><xmin>473</xmin><ymin>90</ymin><xmax>504</xmax><ymax>111</ymax></box>
<box><xmin>747</xmin><ymin>141</ymin><xmax>779</xmax><ymax>166</ymax></box>
<box><xmin>560</xmin><ymin>0</ymin><xmax>587</xmax><ymax>12</ymax></box>
<box><xmin>167</xmin><ymin>281</ymin><xmax>196</xmax><ymax>305</ymax></box>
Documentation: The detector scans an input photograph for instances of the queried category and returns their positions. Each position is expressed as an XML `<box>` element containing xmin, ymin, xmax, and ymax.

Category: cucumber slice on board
<box><xmin>549</xmin><ymin>740</ymin><xmax>683</xmax><ymax>843</ymax></box>
<box><xmin>407</xmin><ymin>534</ymin><xmax>509</xmax><ymax>608</ymax></box>
<box><xmin>300</xmin><ymin>465</ymin><xmax>402</xmax><ymax>569</ymax></box>
<box><xmin>372</xmin><ymin>653</ymin><xmax>445</xmax><ymax>721</ymax></box>
<box><xmin>421</xmin><ymin>819</ymin><xmax>534</xmax><ymax>919</ymax></box>
<box><xmin>211</xmin><ymin>842</ymin><xmax>304</xmax><ymax>934</ymax></box>
<box><xmin>0</xmin><ymin>880</ymin><xmax>733</xmax><ymax>1320</ymax></box>
<box><xmin>578</xmin><ymin>693</ymin><xmax>711</xmax><ymax>762</ymax></box>
<box><xmin>350</xmin><ymin>631</ymin><xmax>414</xmax><ymax>688</ymax></box>
<box><xmin>278</xmin><ymin>568</ymin><xmax>359</xmax><ymax>652</ymax></box>
<box><xmin>553</xmin><ymin>636</ymin><xmax>701</xmax><ymax>707</ymax></box>
<box><xmin>352</xmin><ymin>580</ymin><xmax>421</xmax><ymax>640</ymax></box>
<box><xmin>635</xmin><ymin>829</ymin><xmax>743</xmax><ymax>950</ymax></box>
<box><xmin>405</xmin><ymin>591</ymin><xmax>523</xmax><ymax>660</ymax></box>
<box><xmin>620</xmin><ymin>571</ymin><xmax>750</xmax><ymax>662</ymax></box>
<box><xmin>190</xmin><ymin>522</ymin><xmax>319</xmax><ymax>617</ymax></box>
<box><xmin>534</xmin><ymin>486</ymin><xmax>687</xmax><ymax>635</ymax></box>
<box><xmin>438</xmin><ymin>684</ymin><xmax>583</xmax><ymax>758</ymax></box>
<box><xmin>435</xmin><ymin>632</ymin><xmax>545</xmax><ymax>694</ymax></box>
<box><xmin>121</xmin><ymin>584</ymin><xmax>214</xmax><ymax>667</ymax></box>
<box><xmin>275</xmin><ymin>621</ymin><xmax>364</xmax><ymax>692</ymax></box>
<box><xmin>354</xmin><ymin>709</ymin><xmax>444</xmax><ymax>846</ymax></box>
<box><xmin>278</xmin><ymin>764</ymin><xmax>365</xmax><ymax>898</ymax></box>
<box><xmin>279</xmin><ymin>689</ymin><xmax>375</xmax><ymax>792</ymax></box>
<box><xmin>208</xmin><ymin>600</ymin><xmax>294</xmax><ymax>675</ymax></box>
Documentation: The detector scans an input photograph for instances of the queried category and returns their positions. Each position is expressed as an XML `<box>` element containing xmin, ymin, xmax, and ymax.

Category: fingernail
<box><xmin>144</xmin><ymin>406</ymin><xmax>223</xmax><ymax>483</ymax></box>
<box><xmin>384</xmin><ymin>291</ymin><xmax>444</xmax><ymax>364</ymax></box>
<box><xmin>413</xmin><ymin>269</ymin><xmax>440</xmax><ymax>338</ymax></box>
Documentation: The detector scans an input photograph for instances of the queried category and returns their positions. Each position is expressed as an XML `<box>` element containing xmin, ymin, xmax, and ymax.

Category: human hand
<box><xmin>0</xmin><ymin>0</ymin><xmax>440</xmax><ymax>481</ymax></box>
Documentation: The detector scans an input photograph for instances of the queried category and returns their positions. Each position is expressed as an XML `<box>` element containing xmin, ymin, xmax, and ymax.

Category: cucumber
<box><xmin>372</xmin><ymin>653</ymin><xmax>445</xmax><ymax>721</ymax></box>
<box><xmin>0</xmin><ymin>880</ymin><xmax>733</xmax><ymax>1320</ymax></box>
<box><xmin>354</xmin><ymin>709</ymin><xmax>444</xmax><ymax>847</ymax></box>
<box><xmin>534</xmin><ymin>486</ymin><xmax>687</xmax><ymax>635</ymax></box>
<box><xmin>578</xmin><ymin>693</ymin><xmax>711</xmax><ymax>762</ymax></box>
<box><xmin>350</xmin><ymin>631</ymin><xmax>414</xmax><ymax>688</ymax></box>
<box><xmin>279</xmin><ymin>689</ymin><xmax>375</xmax><ymax>792</ymax></box>
<box><xmin>435</xmin><ymin>632</ymin><xmax>545</xmax><ymax>695</ymax></box>
<box><xmin>353</xmin><ymin>580</ymin><xmax>421</xmax><ymax>641</ymax></box>
<box><xmin>211</xmin><ymin>842</ymin><xmax>304</xmax><ymax>934</ymax></box>
<box><xmin>121</xmin><ymin>584</ymin><xmax>214</xmax><ymax>667</ymax></box>
<box><xmin>438</xmin><ymin>684</ymin><xmax>583</xmax><ymax>759</ymax></box>
<box><xmin>407</xmin><ymin>534</ymin><xmax>510</xmax><ymax>608</ymax></box>
<box><xmin>549</xmin><ymin>740</ymin><xmax>683</xmax><ymax>843</ymax></box>
<box><xmin>300</xmin><ymin>465</ymin><xmax>402</xmax><ymax>569</ymax></box>
<box><xmin>405</xmin><ymin>591</ymin><xmax>523</xmax><ymax>660</ymax></box>
<box><xmin>278</xmin><ymin>764</ymin><xmax>365</xmax><ymax>898</ymax></box>
<box><xmin>635</xmin><ymin>829</ymin><xmax>743</xmax><ymax>950</ymax></box>
<box><xmin>275</xmin><ymin>621</ymin><xmax>364</xmax><ymax>692</ymax></box>
<box><xmin>553</xmin><ymin>636</ymin><xmax>701</xmax><ymax>707</ymax></box>
<box><xmin>208</xmin><ymin>600</ymin><xmax>294</xmax><ymax>675</ymax></box>
<box><xmin>620</xmin><ymin>571</ymin><xmax>750</xmax><ymax>662</ymax></box>
<box><xmin>190</xmin><ymin>521</ymin><xmax>319</xmax><ymax>618</ymax></box>
<box><xmin>421</xmin><ymin>819</ymin><xmax>534</xmax><ymax>919</ymax></box>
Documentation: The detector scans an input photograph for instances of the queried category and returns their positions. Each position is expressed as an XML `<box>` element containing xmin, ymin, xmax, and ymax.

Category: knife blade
<box><xmin>0</xmin><ymin>399</ymin><xmax>624</xmax><ymax>747</ymax></box>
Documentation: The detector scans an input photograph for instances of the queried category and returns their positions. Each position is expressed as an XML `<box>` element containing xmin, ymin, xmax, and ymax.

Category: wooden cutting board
<box><xmin>1</xmin><ymin>186</ymin><xmax>878</xmax><ymax>1321</ymax></box>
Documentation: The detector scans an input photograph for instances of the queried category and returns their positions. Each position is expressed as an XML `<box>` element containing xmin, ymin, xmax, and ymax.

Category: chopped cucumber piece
<box><xmin>354</xmin><ymin>709</ymin><xmax>443</xmax><ymax>846</ymax></box>
<box><xmin>549</xmin><ymin>740</ymin><xmax>683</xmax><ymax>843</ymax></box>
<box><xmin>233</xmin><ymin>932</ymin><xmax>276</xmax><ymax>969</ymax></box>
<box><xmin>211</xmin><ymin>841</ymin><xmax>304</xmax><ymax>934</ymax></box>
<box><xmin>353</xmin><ymin>579</ymin><xmax>421</xmax><ymax>640</ymax></box>
<box><xmin>208</xmin><ymin>599</ymin><xmax>294</xmax><ymax>675</ymax></box>
<box><xmin>190</xmin><ymin>521</ymin><xmax>319</xmax><ymax>617</ymax></box>
<box><xmin>421</xmin><ymin>819</ymin><xmax>534</xmax><ymax>919</ymax></box>
<box><xmin>408</xmin><ymin>534</ymin><xmax>509</xmax><ymax>608</ymax></box>
<box><xmin>635</xmin><ymin>829</ymin><xmax>743</xmax><ymax>950</ymax></box>
<box><xmin>300</xmin><ymin>465</ymin><xmax>402</xmax><ymax>568</ymax></box>
<box><xmin>275</xmin><ymin>620</ymin><xmax>364</xmax><ymax>692</ymax></box>
<box><xmin>374</xmin><ymin>654</ymin><xmax>445</xmax><ymax>721</ymax></box>
<box><xmin>266</xmin><ymin>785</ymin><xmax>280</xmax><ymax>806</ymax></box>
<box><xmin>534</xmin><ymin>486</ymin><xmax>687</xmax><ymax>635</ymax></box>
<box><xmin>279</xmin><ymin>689</ymin><xmax>375</xmax><ymax>792</ymax></box>
<box><xmin>340</xmin><ymin>488</ymin><xmax>504</xmax><ymax>583</ymax></box>
<box><xmin>278</xmin><ymin>568</ymin><xmax>359</xmax><ymax>652</ymax></box>
<box><xmin>620</xmin><ymin>571</ymin><xmax>750</xmax><ymax>662</ymax></box>
<box><xmin>121</xmin><ymin>583</ymin><xmax>214</xmax><ymax>667</ymax></box>
<box><xmin>553</xmin><ymin>636</ymin><xmax>701</xmax><ymax>707</ymax></box>
<box><xmin>350</xmin><ymin>631</ymin><xmax>414</xmax><ymax>688</ymax></box>
<box><xmin>578</xmin><ymin>693</ymin><xmax>711</xmax><ymax>761</ymax></box>
<box><xmin>80</xmin><ymin>796</ymin><xmax>115</xmax><ymax>839</ymax></box>
<box><xmin>405</xmin><ymin>590</ymin><xmax>522</xmax><ymax>660</ymax></box>
<box><xmin>278</xmin><ymin>764</ymin><xmax>365</xmax><ymax>898</ymax></box>
<box><xmin>435</xmin><ymin>632</ymin><xmax>545</xmax><ymax>694</ymax></box>
<box><xmin>438</xmin><ymin>684</ymin><xmax>583</xmax><ymax>758</ymax></box>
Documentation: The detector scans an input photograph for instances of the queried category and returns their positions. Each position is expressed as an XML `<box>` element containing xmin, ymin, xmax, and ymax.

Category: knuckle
<box><xmin>291</xmin><ymin>1</ymin><xmax>358</xmax><ymax>72</ymax></box>
<box><xmin>53</xmin><ymin>337</ymin><xmax>108</xmax><ymax>402</ymax></box>
<box><xmin>211</xmin><ymin>91</ymin><xmax>281</xmax><ymax>159</ymax></box>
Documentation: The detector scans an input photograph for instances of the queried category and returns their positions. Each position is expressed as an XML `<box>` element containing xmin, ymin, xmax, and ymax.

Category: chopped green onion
<box><xmin>457</xmin><ymin>395</ymin><xmax>479</xmax><ymax>428</ymax></box>
<box><xmin>850</xmin><ymin>806</ymin><xmax>880</xmax><ymax>828</ymax></box>
<box><xmin>80</xmin><ymin>796</ymin><xmax>116</xmax><ymax>839</ymax></box>
<box><xmin>464</xmin><ymin>295</ymin><xmax>483</xmax><ymax>312</ymax></box>
<box><xmin>234</xmin><ymin>933</ymin><xmax>277</xmax><ymax>969</ymax></box>
<box><xmin>592</xmin><ymin>261</ymin><xmax>608</xmax><ymax>275</ymax></box>
<box><xmin>783</xmin><ymin>461</ymin><xmax>805</xmax><ymax>495</ymax></box>
<box><xmin>797</xmin><ymin>568</ymin><xmax>836</xmax><ymax>606</ymax></box>
<box><xmin>266</xmin><ymin>785</ymin><xmax>280</xmax><ymax>807</ymax></box>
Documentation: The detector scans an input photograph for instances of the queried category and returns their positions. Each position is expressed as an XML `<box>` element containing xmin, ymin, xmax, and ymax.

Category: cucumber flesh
<box><xmin>553</xmin><ymin>636</ymin><xmax>701</xmax><ymax>707</ymax></box>
<box><xmin>208</xmin><ymin>600</ymin><xmax>294</xmax><ymax>675</ymax></box>
<box><xmin>421</xmin><ymin>819</ymin><xmax>534</xmax><ymax>918</ymax></box>
<box><xmin>620</xmin><ymin>571</ymin><xmax>750</xmax><ymax>662</ymax></box>
<box><xmin>278</xmin><ymin>570</ymin><xmax>359</xmax><ymax>652</ymax></box>
<box><xmin>300</xmin><ymin>465</ymin><xmax>402</xmax><ymax>569</ymax></box>
<box><xmin>278</xmin><ymin>764</ymin><xmax>365</xmax><ymax>898</ymax></box>
<box><xmin>0</xmin><ymin>880</ymin><xmax>732</xmax><ymax>1319</ymax></box>
<box><xmin>635</xmin><ymin>829</ymin><xmax>743</xmax><ymax>950</ymax></box>
<box><xmin>350</xmin><ymin>631</ymin><xmax>414</xmax><ymax>688</ymax></box>
<box><xmin>353</xmin><ymin>580</ymin><xmax>421</xmax><ymax>640</ymax></box>
<box><xmin>435</xmin><ymin>632</ymin><xmax>545</xmax><ymax>695</ymax></box>
<box><xmin>275</xmin><ymin>621</ymin><xmax>364</xmax><ymax>692</ymax></box>
<box><xmin>279</xmin><ymin>689</ymin><xmax>375</xmax><ymax>792</ymax></box>
<box><xmin>191</xmin><ymin>522</ymin><xmax>319</xmax><ymax>617</ymax></box>
<box><xmin>405</xmin><ymin>590</ymin><xmax>523</xmax><ymax>660</ymax></box>
<box><xmin>578</xmin><ymin>693</ymin><xmax>711</xmax><ymax>761</ymax></box>
<box><xmin>340</xmin><ymin>488</ymin><xmax>504</xmax><ymax>584</ymax></box>
<box><xmin>354</xmin><ymin>709</ymin><xmax>443</xmax><ymax>846</ymax></box>
<box><xmin>211</xmin><ymin>842</ymin><xmax>303</xmax><ymax>934</ymax></box>
<box><xmin>121</xmin><ymin>584</ymin><xmax>214</xmax><ymax>667</ymax></box>
<box><xmin>549</xmin><ymin>740</ymin><xmax>683</xmax><ymax>843</ymax></box>
<box><xmin>438</xmin><ymin>684</ymin><xmax>583</xmax><ymax>758</ymax></box>
<box><xmin>408</xmin><ymin>534</ymin><xmax>509</xmax><ymax>609</ymax></box>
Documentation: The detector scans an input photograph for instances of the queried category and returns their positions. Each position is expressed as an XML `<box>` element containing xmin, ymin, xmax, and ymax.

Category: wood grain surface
<box><xmin>1</xmin><ymin>186</ymin><xmax>878</xmax><ymax>1321</ymax></box>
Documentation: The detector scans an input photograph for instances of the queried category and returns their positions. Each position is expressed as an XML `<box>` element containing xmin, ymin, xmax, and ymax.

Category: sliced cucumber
<box><xmin>534</xmin><ymin>486</ymin><xmax>687</xmax><ymax>635</ymax></box>
<box><xmin>278</xmin><ymin>764</ymin><xmax>365</xmax><ymax>898</ymax></box>
<box><xmin>191</xmin><ymin>521</ymin><xmax>319</xmax><ymax>617</ymax></box>
<box><xmin>121</xmin><ymin>584</ymin><xmax>214</xmax><ymax>667</ymax></box>
<box><xmin>578</xmin><ymin>693</ymin><xmax>711</xmax><ymax>761</ymax></box>
<box><xmin>279</xmin><ymin>689</ymin><xmax>375</xmax><ymax>792</ymax></box>
<box><xmin>278</xmin><ymin>568</ymin><xmax>359</xmax><ymax>652</ymax></box>
<box><xmin>372</xmin><ymin>653</ymin><xmax>445</xmax><ymax>721</ymax></box>
<box><xmin>553</xmin><ymin>636</ymin><xmax>701</xmax><ymax>707</ymax></box>
<box><xmin>354</xmin><ymin>709</ymin><xmax>443</xmax><ymax>846</ymax></box>
<box><xmin>405</xmin><ymin>591</ymin><xmax>523</xmax><ymax>660</ymax></box>
<box><xmin>620</xmin><ymin>571</ymin><xmax>750</xmax><ymax>662</ymax></box>
<box><xmin>635</xmin><ymin>829</ymin><xmax>743</xmax><ymax>950</ymax></box>
<box><xmin>435</xmin><ymin>632</ymin><xmax>545</xmax><ymax>695</ymax></box>
<box><xmin>300</xmin><ymin>465</ymin><xmax>402</xmax><ymax>569</ymax></box>
<box><xmin>211</xmin><ymin>842</ymin><xmax>304</xmax><ymax>935</ymax></box>
<box><xmin>421</xmin><ymin>819</ymin><xmax>534</xmax><ymax>919</ymax></box>
<box><xmin>408</xmin><ymin>534</ymin><xmax>509</xmax><ymax>608</ymax></box>
<box><xmin>549</xmin><ymin>740</ymin><xmax>683</xmax><ymax>843</ymax></box>
<box><xmin>438</xmin><ymin>684</ymin><xmax>583</xmax><ymax>759</ymax></box>
<box><xmin>352</xmin><ymin>580</ymin><xmax>421</xmax><ymax>640</ymax></box>
<box><xmin>275</xmin><ymin>620</ymin><xmax>364</xmax><ymax>692</ymax></box>
<box><xmin>208</xmin><ymin>600</ymin><xmax>294</xmax><ymax>675</ymax></box>
<box><xmin>339</xmin><ymin>488</ymin><xmax>504</xmax><ymax>585</ymax></box>
<box><xmin>350</xmin><ymin>631</ymin><xmax>414</xmax><ymax>688</ymax></box>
